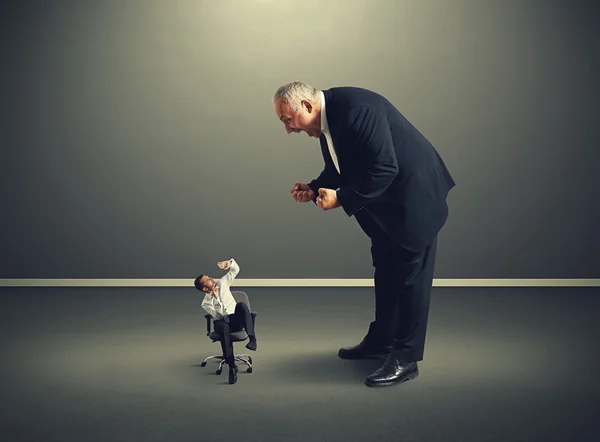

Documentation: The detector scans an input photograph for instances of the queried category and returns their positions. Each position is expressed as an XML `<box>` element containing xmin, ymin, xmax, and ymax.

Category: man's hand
<box><xmin>290</xmin><ymin>182</ymin><xmax>316</xmax><ymax>203</ymax></box>
<box><xmin>316</xmin><ymin>188</ymin><xmax>341</xmax><ymax>211</ymax></box>
<box><xmin>217</xmin><ymin>260</ymin><xmax>231</xmax><ymax>270</ymax></box>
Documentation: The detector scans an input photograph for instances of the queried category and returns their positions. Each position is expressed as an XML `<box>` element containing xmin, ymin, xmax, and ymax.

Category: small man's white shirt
<box><xmin>201</xmin><ymin>258</ymin><xmax>239</xmax><ymax>320</ymax></box>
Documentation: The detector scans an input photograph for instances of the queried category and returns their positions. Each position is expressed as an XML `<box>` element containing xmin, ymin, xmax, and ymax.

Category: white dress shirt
<box><xmin>320</xmin><ymin>91</ymin><xmax>340</xmax><ymax>174</ymax></box>
<box><xmin>201</xmin><ymin>258</ymin><xmax>239</xmax><ymax>320</ymax></box>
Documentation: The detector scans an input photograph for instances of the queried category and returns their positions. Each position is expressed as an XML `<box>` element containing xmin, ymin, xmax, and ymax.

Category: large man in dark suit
<box><xmin>272</xmin><ymin>81</ymin><xmax>455</xmax><ymax>387</ymax></box>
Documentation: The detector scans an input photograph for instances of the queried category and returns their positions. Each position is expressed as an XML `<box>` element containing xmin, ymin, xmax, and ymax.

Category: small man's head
<box><xmin>273</xmin><ymin>81</ymin><xmax>322</xmax><ymax>138</ymax></box>
<box><xmin>194</xmin><ymin>274</ymin><xmax>217</xmax><ymax>293</ymax></box>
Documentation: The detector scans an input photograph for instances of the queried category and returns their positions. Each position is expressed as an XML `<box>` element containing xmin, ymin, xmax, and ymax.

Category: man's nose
<box><xmin>286</xmin><ymin>126</ymin><xmax>294</xmax><ymax>134</ymax></box>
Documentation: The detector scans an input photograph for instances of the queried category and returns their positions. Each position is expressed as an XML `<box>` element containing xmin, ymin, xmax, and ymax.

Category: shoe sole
<box><xmin>364</xmin><ymin>371</ymin><xmax>419</xmax><ymax>387</ymax></box>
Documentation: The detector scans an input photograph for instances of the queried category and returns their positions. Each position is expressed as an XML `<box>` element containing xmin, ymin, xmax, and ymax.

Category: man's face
<box><xmin>200</xmin><ymin>275</ymin><xmax>217</xmax><ymax>292</ymax></box>
<box><xmin>274</xmin><ymin>98</ymin><xmax>321</xmax><ymax>138</ymax></box>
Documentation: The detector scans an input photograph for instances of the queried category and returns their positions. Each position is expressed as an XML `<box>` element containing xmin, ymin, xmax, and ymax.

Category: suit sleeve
<box><xmin>336</xmin><ymin>105</ymin><xmax>399</xmax><ymax>216</ymax></box>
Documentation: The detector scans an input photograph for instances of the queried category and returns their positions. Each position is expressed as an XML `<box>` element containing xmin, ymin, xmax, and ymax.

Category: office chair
<box><xmin>200</xmin><ymin>290</ymin><xmax>257</xmax><ymax>375</ymax></box>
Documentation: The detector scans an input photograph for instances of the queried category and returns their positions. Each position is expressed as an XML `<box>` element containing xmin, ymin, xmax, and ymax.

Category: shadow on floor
<box><xmin>193</xmin><ymin>350</ymin><xmax>388</xmax><ymax>385</ymax></box>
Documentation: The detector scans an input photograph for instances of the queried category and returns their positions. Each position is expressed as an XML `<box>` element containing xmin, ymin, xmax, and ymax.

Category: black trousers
<box><xmin>355</xmin><ymin>211</ymin><xmax>438</xmax><ymax>362</ymax></box>
<box><xmin>213</xmin><ymin>302</ymin><xmax>255</xmax><ymax>363</ymax></box>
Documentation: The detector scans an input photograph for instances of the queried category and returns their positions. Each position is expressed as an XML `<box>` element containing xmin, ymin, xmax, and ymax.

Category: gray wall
<box><xmin>1</xmin><ymin>0</ymin><xmax>598</xmax><ymax>279</ymax></box>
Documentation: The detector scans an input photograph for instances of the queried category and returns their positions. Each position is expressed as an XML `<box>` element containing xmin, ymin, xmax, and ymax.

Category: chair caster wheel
<box><xmin>247</xmin><ymin>367</ymin><xmax>253</xmax><ymax>373</ymax></box>
<box><xmin>216</xmin><ymin>369</ymin><xmax>222</xmax><ymax>375</ymax></box>
<box><xmin>200</xmin><ymin>362</ymin><xmax>207</xmax><ymax>367</ymax></box>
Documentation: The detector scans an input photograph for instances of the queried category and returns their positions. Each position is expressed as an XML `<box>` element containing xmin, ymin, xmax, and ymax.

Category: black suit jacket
<box><xmin>307</xmin><ymin>87</ymin><xmax>456</xmax><ymax>252</ymax></box>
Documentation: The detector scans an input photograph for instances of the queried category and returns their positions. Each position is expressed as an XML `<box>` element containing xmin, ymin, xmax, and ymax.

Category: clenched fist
<box><xmin>316</xmin><ymin>188</ymin><xmax>341</xmax><ymax>211</ymax></box>
<box><xmin>290</xmin><ymin>182</ymin><xmax>316</xmax><ymax>203</ymax></box>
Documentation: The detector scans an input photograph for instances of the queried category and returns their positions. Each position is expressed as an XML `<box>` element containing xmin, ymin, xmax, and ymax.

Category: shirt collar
<box><xmin>320</xmin><ymin>90</ymin><xmax>329</xmax><ymax>133</ymax></box>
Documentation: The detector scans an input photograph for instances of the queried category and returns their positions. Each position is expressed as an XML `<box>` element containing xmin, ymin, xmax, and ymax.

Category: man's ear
<box><xmin>302</xmin><ymin>100</ymin><xmax>313</xmax><ymax>113</ymax></box>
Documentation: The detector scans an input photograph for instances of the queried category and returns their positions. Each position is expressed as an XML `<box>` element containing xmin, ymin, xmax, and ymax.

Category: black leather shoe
<box><xmin>228</xmin><ymin>364</ymin><xmax>238</xmax><ymax>384</ymax></box>
<box><xmin>245</xmin><ymin>336</ymin><xmax>257</xmax><ymax>351</ymax></box>
<box><xmin>364</xmin><ymin>356</ymin><xmax>418</xmax><ymax>387</ymax></box>
<box><xmin>338</xmin><ymin>339</ymin><xmax>392</xmax><ymax>360</ymax></box>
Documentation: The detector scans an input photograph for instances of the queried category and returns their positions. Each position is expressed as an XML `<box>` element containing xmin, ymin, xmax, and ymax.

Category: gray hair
<box><xmin>272</xmin><ymin>81</ymin><xmax>319</xmax><ymax>112</ymax></box>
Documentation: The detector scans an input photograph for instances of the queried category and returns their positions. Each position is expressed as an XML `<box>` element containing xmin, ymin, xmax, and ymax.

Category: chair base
<box><xmin>201</xmin><ymin>353</ymin><xmax>253</xmax><ymax>373</ymax></box>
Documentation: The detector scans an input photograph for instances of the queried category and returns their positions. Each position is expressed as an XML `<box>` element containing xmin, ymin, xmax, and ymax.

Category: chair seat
<box><xmin>209</xmin><ymin>330</ymin><xmax>248</xmax><ymax>342</ymax></box>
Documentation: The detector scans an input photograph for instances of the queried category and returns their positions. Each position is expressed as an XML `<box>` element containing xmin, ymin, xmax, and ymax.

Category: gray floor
<box><xmin>1</xmin><ymin>287</ymin><xmax>599</xmax><ymax>442</ymax></box>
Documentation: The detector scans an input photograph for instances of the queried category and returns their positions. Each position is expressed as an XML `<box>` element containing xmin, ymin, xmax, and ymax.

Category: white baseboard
<box><xmin>0</xmin><ymin>279</ymin><xmax>599</xmax><ymax>287</ymax></box>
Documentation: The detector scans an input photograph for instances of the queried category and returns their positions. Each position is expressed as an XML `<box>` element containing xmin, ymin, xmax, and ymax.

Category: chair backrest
<box><xmin>231</xmin><ymin>291</ymin><xmax>251</xmax><ymax>311</ymax></box>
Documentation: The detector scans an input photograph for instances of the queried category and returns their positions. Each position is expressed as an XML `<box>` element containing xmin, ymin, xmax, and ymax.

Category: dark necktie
<box><xmin>216</xmin><ymin>284</ymin><xmax>229</xmax><ymax>323</ymax></box>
